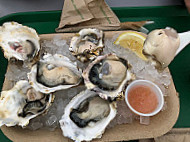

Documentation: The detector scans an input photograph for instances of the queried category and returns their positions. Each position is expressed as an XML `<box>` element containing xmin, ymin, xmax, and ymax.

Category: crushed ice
<box><xmin>27</xmin><ymin>85</ymin><xmax>86</xmax><ymax>131</ymax></box>
<box><xmin>5</xmin><ymin>61</ymin><xmax>30</xmax><ymax>84</ymax></box>
<box><xmin>5</xmin><ymin>34</ymin><xmax>171</xmax><ymax>130</ymax></box>
<box><xmin>40</xmin><ymin>35</ymin><xmax>87</xmax><ymax>70</ymax></box>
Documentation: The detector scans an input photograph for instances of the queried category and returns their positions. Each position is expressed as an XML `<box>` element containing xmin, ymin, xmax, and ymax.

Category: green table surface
<box><xmin>0</xmin><ymin>5</ymin><xmax>190</xmax><ymax>142</ymax></box>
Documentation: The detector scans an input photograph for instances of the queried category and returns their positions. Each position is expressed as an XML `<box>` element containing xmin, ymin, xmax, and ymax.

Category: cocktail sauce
<box><xmin>128</xmin><ymin>85</ymin><xmax>158</xmax><ymax>114</ymax></box>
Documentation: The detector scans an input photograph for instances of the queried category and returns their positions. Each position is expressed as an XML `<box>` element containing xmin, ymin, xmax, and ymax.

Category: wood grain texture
<box><xmin>1</xmin><ymin>31</ymin><xmax>179</xmax><ymax>142</ymax></box>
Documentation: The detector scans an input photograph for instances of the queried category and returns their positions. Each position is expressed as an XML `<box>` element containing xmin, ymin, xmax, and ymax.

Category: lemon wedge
<box><xmin>114</xmin><ymin>31</ymin><xmax>147</xmax><ymax>60</ymax></box>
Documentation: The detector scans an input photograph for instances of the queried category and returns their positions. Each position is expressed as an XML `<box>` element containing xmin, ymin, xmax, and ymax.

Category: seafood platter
<box><xmin>1</xmin><ymin>21</ymin><xmax>189</xmax><ymax>142</ymax></box>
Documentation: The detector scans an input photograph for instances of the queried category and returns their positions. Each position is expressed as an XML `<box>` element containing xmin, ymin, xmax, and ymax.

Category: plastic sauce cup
<box><xmin>125</xmin><ymin>80</ymin><xmax>164</xmax><ymax>117</ymax></box>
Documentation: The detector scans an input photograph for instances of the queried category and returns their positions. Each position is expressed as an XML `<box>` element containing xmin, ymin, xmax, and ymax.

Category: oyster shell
<box><xmin>143</xmin><ymin>27</ymin><xmax>180</xmax><ymax>69</ymax></box>
<box><xmin>83</xmin><ymin>53</ymin><xmax>134</xmax><ymax>100</ymax></box>
<box><xmin>0</xmin><ymin>80</ymin><xmax>53</xmax><ymax>127</ymax></box>
<box><xmin>69</xmin><ymin>28</ymin><xmax>104</xmax><ymax>62</ymax></box>
<box><xmin>0</xmin><ymin>22</ymin><xmax>40</xmax><ymax>61</ymax></box>
<box><xmin>59</xmin><ymin>90</ymin><xmax>117</xmax><ymax>142</ymax></box>
<box><xmin>28</xmin><ymin>53</ymin><xmax>82</xmax><ymax>94</ymax></box>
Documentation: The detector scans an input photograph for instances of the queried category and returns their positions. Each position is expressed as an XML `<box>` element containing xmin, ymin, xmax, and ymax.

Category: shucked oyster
<box><xmin>143</xmin><ymin>27</ymin><xmax>180</xmax><ymax>69</ymax></box>
<box><xmin>0</xmin><ymin>80</ymin><xmax>53</xmax><ymax>127</ymax></box>
<box><xmin>0</xmin><ymin>22</ymin><xmax>40</xmax><ymax>61</ymax></box>
<box><xmin>83</xmin><ymin>53</ymin><xmax>134</xmax><ymax>100</ymax></box>
<box><xmin>60</xmin><ymin>90</ymin><xmax>117</xmax><ymax>142</ymax></box>
<box><xmin>69</xmin><ymin>28</ymin><xmax>104</xmax><ymax>62</ymax></box>
<box><xmin>28</xmin><ymin>53</ymin><xmax>82</xmax><ymax>94</ymax></box>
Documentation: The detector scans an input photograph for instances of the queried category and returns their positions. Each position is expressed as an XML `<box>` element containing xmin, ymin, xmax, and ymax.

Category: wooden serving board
<box><xmin>1</xmin><ymin>31</ymin><xmax>179</xmax><ymax>142</ymax></box>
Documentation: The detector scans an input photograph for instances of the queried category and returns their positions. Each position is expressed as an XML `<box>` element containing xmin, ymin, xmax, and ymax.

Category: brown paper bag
<box><xmin>56</xmin><ymin>0</ymin><xmax>148</xmax><ymax>32</ymax></box>
<box><xmin>56</xmin><ymin>0</ymin><xmax>120</xmax><ymax>32</ymax></box>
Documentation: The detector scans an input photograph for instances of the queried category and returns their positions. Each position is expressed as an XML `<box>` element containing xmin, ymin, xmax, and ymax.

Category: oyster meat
<box><xmin>60</xmin><ymin>90</ymin><xmax>117</xmax><ymax>142</ymax></box>
<box><xmin>143</xmin><ymin>27</ymin><xmax>180</xmax><ymax>69</ymax></box>
<box><xmin>69</xmin><ymin>28</ymin><xmax>103</xmax><ymax>62</ymax></box>
<box><xmin>0</xmin><ymin>22</ymin><xmax>40</xmax><ymax>61</ymax></box>
<box><xmin>28</xmin><ymin>53</ymin><xmax>82</xmax><ymax>93</ymax></box>
<box><xmin>0</xmin><ymin>80</ymin><xmax>53</xmax><ymax>127</ymax></box>
<box><xmin>83</xmin><ymin>53</ymin><xmax>134</xmax><ymax>100</ymax></box>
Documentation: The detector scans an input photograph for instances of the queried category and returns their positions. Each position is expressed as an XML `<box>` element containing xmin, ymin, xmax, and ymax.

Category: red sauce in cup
<box><xmin>128</xmin><ymin>85</ymin><xmax>158</xmax><ymax>114</ymax></box>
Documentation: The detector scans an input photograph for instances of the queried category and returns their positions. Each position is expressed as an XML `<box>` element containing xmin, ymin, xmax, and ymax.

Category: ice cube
<box><xmin>140</xmin><ymin>116</ymin><xmax>150</xmax><ymax>125</ymax></box>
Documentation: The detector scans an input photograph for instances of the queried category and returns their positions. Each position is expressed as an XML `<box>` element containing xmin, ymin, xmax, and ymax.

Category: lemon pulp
<box><xmin>114</xmin><ymin>31</ymin><xmax>147</xmax><ymax>60</ymax></box>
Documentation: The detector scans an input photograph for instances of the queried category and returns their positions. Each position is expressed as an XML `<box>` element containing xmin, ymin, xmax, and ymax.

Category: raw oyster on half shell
<box><xmin>69</xmin><ymin>28</ymin><xmax>104</xmax><ymax>62</ymax></box>
<box><xmin>28</xmin><ymin>53</ymin><xmax>82</xmax><ymax>94</ymax></box>
<box><xmin>83</xmin><ymin>53</ymin><xmax>134</xmax><ymax>100</ymax></box>
<box><xmin>60</xmin><ymin>90</ymin><xmax>117</xmax><ymax>142</ymax></box>
<box><xmin>0</xmin><ymin>80</ymin><xmax>53</xmax><ymax>127</ymax></box>
<box><xmin>0</xmin><ymin>22</ymin><xmax>40</xmax><ymax>61</ymax></box>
